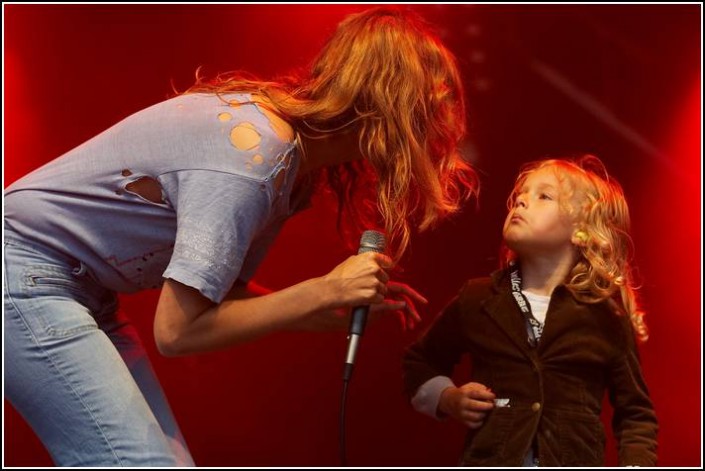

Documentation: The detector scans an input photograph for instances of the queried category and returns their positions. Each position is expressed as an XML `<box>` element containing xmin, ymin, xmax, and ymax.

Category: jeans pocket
<box><xmin>26</xmin><ymin>263</ymin><xmax>89</xmax><ymax>293</ymax></box>
<box><xmin>21</xmin><ymin>264</ymin><xmax>102</xmax><ymax>338</ymax></box>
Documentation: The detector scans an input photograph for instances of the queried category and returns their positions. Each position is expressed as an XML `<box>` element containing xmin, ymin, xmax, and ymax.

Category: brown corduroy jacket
<box><xmin>403</xmin><ymin>269</ymin><xmax>658</xmax><ymax>467</ymax></box>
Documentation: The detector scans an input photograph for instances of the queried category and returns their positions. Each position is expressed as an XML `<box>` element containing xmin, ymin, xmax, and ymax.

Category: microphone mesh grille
<box><xmin>358</xmin><ymin>230</ymin><xmax>386</xmax><ymax>253</ymax></box>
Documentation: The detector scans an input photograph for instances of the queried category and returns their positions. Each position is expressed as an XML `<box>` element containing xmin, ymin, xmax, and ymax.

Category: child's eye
<box><xmin>539</xmin><ymin>193</ymin><xmax>553</xmax><ymax>200</ymax></box>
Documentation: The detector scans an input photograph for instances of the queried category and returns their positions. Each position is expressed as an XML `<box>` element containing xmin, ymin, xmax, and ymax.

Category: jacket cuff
<box><xmin>411</xmin><ymin>376</ymin><xmax>455</xmax><ymax>420</ymax></box>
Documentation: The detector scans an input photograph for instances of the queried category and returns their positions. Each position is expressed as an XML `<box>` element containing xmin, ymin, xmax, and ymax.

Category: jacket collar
<box><xmin>481</xmin><ymin>268</ymin><xmax>536</xmax><ymax>358</ymax></box>
<box><xmin>481</xmin><ymin>267</ymin><xmax>579</xmax><ymax>357</ymax></box>
<box><xmin>488</xmin><ymin>265</ymin><xmax>575</xmax><ymax>299</ymax></box>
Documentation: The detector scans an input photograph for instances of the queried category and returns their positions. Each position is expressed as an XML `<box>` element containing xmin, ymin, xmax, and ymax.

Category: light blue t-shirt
<box><xmin>4</xmin><ymin>93</ymin><xmax>303</xmax><ymax>303</ymax></box>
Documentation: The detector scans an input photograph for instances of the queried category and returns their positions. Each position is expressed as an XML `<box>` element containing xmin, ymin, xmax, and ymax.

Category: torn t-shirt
<box><xmin>4</xmin><ymin>93</ymin><xmax>303</xmax><ymax>303</ymax></box>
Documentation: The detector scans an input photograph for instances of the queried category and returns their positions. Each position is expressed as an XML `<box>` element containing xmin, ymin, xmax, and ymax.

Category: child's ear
<box><xmin>572</xmin><ymin>230</ymin><xmax>589</xmax><ymax>247</ymax></box>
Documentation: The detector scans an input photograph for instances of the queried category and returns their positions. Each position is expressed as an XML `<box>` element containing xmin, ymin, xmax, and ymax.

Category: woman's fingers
<box><xmin>371</xmin><ymin>252</ymin><xmax>394</xmax><ymax>270</ymax></box>
<box><xmin>371</xmin><ymin>299</ymin><xmax>407</xmax><ymax>311</ymax></box>
<box><xmin>387</xmin><ymin>281</ymin><xmax>428</xmax><ymax>305</ymax></box>
<box><xmin>334</xmin><ymin>253</ymin><xmax>429</xmax><ymax>331</ymax></box>
<box><xmin>368</xmin><ymin>295</ymin><xmax>421</xmax><ymax>331</ymax></box>
<box><xmin>385</xmin><ymin>283</ymin><xmax>424</xmax><ymax>329</ymax></box>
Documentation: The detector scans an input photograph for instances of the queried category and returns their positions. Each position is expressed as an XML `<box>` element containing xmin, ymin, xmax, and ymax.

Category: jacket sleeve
<box><xmin>607</xmin><ymin>315</ymin><xmax>659</xmax><ymax>466</ymax></box>
<box><xmin>402</xmin><ymin>294</ymin><xmax>467</xmax><ymax>399</ymax></box>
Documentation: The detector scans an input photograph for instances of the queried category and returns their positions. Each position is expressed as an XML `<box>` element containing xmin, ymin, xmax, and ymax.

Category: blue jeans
<box><xmin>3</xmin><ymin>231</ymin><xmax>194</xmax><ymax>466</ymax></box>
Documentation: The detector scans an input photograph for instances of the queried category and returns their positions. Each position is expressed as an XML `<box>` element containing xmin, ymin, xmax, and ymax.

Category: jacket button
<box><xmin>531</xmin><ymin>402</ymin><xmax>541</xmax><ymax>412</ymax></box>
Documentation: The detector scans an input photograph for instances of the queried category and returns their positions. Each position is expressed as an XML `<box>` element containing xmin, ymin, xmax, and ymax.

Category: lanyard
<box><xmin>509</xmin><ymin>265</ymin><xmax>542</xmax><ymax>348</ymax></box>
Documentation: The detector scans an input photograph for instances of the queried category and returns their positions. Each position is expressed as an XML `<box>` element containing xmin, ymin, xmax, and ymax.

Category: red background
<box><xmin>4</xmin><ymin>4</ymin><xmax>701</xmax><ymax>466</ymax></box>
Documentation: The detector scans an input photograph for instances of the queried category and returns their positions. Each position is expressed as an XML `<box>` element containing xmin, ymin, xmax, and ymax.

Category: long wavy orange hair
<box><xmin>185</xmin><ymin>7</ymin><xmax>478</xmax><ymax>261</ymax></box>
<box><xmin>503</xmin><ymin>155</ymin><xmax>648</xmax><ymax>342</ymax></box>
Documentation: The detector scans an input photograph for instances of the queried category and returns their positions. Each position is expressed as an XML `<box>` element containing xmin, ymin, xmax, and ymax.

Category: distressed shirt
<box><xmin>5</xmin><ymin>93</ymin><xmax>302</xmax><ymax>303</ymax></box>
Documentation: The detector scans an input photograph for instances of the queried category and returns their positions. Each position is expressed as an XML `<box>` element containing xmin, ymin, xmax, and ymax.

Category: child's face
<box><xmin>503</xmin><ymin>167</ymin><xmax>579</xmax><ymax>257</ymax></box>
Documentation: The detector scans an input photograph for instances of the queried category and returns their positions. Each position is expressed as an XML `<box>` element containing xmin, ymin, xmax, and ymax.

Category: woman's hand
<box><xmin>320</xmin><ymin>252</ymin><xmax>427</xmax><ymax>330</ymax></box>
<box><xmin>320</xmin><ymin>252</ymin><xmax>394</xmax><ymax>309</ymax></box>
<box><xmin>368</xmin><ymin>281</ymin><xmax>426</xmax><ymax>330</ymax></box>
<box><xmin>438</xmin><ymin>382</ymin><xmax>496</xmax><ymax>428</ymax></box>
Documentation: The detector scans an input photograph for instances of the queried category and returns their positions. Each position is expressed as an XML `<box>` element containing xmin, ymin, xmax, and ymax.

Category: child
<box><xmin>403</xmin><ymin>155</ymin><xmax>658</xmax><ymax>466</ymax></box>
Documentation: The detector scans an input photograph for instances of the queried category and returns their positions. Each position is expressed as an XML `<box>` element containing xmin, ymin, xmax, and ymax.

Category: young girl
<box><xmin>4</xmin><ymin>8</ymin><xmax>477</xmax><ymax>466</ymax></box>
<box><xmin>403</xmin><ymin>155</ymin><xmax>658</xmax><ymax>466</ymax></box>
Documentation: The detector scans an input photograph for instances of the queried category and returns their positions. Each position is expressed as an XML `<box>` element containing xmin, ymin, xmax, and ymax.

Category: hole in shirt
<box><xmin>229</xmin><ymin>97</ymin><xmax>294</xmax><ymax>143</ymax></box>
<box><xmin>125</xmin><ymin>176</ymin><xmax>166</xmax><ymax>204</ymax></box>
<box><xmin>230</xmin><ymin>122</ymin><xmax>261</xmax><ymax>151</ymax></box>
<box><xmin>254</xmin><ymin>102</ymin><xmax>295</xmax><ymax>143</ymax></box>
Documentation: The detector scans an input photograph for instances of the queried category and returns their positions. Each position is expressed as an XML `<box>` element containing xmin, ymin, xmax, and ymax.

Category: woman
<box><xmin>4</xmin><ymin>7</ymin><xmax>477</xmax><ymax>466</ymax></box>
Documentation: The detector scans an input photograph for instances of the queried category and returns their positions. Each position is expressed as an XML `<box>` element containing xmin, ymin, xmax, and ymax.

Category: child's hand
<box><xmin>368</xmin><ymin>281</ymin><xmax>427</xmax><ymax>330</ymax></box>
<box><xmin>438</xmin><ymin>382</ymin><xmax>496</xmax><ymax>429</ymax></box>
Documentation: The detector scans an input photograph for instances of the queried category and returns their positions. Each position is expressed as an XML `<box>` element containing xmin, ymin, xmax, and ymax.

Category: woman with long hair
<box><xmin>4</xmin><ymin>8</ymin><xmax>477</xmax><ymax>466</ymax></box>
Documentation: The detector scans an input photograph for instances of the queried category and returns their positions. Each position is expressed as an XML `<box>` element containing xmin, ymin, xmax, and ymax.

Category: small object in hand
<box><xmin>493</xmin><ymin>398</ymin><xmax>511</xmax><ymax>408</ymax></box>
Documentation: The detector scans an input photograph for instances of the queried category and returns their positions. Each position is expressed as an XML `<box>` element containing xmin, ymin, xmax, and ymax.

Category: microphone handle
<box><xmin>348</xmin><ymin>305</ymin><xmax>369</xmax><ymax>336</ymax></box>
<box><xmin>344</xmin><ymin>306</ymin><xmax>369</xmax><ymax>381</ymax></box>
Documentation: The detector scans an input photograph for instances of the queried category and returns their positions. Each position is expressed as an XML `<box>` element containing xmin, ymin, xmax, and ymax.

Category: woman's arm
<box><xmin>153</xmin><ymin>252</ymin><xmax>422</xmax><ymax>356</ymax></box>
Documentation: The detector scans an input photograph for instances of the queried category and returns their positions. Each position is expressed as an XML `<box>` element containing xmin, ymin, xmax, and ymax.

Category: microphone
<box><xmin>343</xmin><ymin>230</ymin><xmax>386</xmax><ymax>382</ymax></box>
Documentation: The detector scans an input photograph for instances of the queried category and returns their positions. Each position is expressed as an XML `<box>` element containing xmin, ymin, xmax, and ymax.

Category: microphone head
<box><xmin>358</xmin><ymin>230</ymin><xmax>386</xmax><ymax>254</ymax></box>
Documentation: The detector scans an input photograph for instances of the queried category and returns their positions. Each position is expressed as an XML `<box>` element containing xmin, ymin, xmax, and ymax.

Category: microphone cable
<box><xmin>339</xmin><ymin>376</ymin><xmax>351</xmax><ymax>466</ymax></box>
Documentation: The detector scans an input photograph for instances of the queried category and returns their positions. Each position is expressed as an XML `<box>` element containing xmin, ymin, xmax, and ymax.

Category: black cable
<box><xmin>339</xmin><ymin>377</ymin><xmax>350</xmax><ymax>467</ymax></box>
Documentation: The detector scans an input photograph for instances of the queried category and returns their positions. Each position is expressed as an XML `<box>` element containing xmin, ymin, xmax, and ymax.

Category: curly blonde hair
<box><xmin>185</xmin><ymin>7</ymin><xmax>478</xmax><ymax>262</ymax></box>
<box><xmin>504</xmin><ymin>155</ymin><xmax>648</xmax><ymax>342</ymax></box>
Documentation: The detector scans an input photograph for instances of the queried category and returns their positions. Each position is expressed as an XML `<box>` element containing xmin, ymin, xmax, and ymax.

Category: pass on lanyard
<box><xmin>509</xmin><ymin>265</ymin><xmax>542</xmax><ymax>348</ymax></box>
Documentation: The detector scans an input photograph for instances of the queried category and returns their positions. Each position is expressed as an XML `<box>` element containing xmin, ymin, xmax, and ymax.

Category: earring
<box><xmin>574</xmin><ymin>230</ymin><xmax>589</xmax><ymax>245</ymax></box>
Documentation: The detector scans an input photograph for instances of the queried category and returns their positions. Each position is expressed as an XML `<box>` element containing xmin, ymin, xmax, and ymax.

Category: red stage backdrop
<box><xmin>4</xmin><ymin>4</ymin><xmax>701</xmax><ymax>467</ymax></box>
